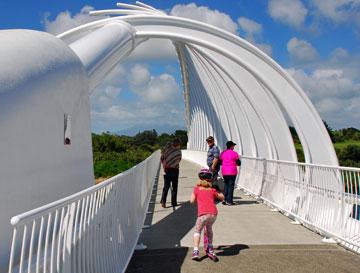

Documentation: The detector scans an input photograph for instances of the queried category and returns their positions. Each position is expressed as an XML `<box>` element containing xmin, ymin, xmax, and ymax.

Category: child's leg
<box><xmin>204</xmin><ymin>215</ymin><xmax>217</xmax><ymax>246</ymax></box>
<box><xmin>193</xmin><ymin>215</ymin><xmax>206</xmax><ymax>248</ymax></box>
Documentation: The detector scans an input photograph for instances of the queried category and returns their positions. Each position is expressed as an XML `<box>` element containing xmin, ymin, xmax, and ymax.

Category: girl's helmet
<box><xmin>198</xmin><ymin>168</ymin><xmax>213</xmax><ymax>182</ymax></box>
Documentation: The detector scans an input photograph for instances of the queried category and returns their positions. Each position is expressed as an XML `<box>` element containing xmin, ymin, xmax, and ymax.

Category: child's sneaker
<box><xmin>192</xmin><ymin>249</ymin><xmax>200</xmax><ymax>260</ymax></box>
<box><xmin>207</xmin><ymin>247</ymin><xmax>218</xmax><ymax>262</ymax></box>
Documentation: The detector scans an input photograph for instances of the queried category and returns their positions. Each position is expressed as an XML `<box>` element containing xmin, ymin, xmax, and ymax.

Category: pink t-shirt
<box><xmin>220</xmin><ymin>149</ymin><xmax>240</xmax><ymax>175</ymax></box>
<box><xmin>193</xmin><ymin>186</ymin><xmax>218</xmax><ymax>216</ymax></box>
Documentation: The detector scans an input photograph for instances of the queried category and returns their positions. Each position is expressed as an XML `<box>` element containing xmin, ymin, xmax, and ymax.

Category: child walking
<box><xmin>190</xmin><ymin>169</ymin><xmax>224</xmax><ymax>261</ymax></box>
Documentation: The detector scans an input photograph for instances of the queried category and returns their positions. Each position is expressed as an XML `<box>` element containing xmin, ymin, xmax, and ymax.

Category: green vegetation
<box><xmin>290</xmin><ymin>123</ymin><xmax>360</xmax><ymax>167</ymax></box>
<box><xmin>92</xmin><ymin>130</ymin><xmax>187</xmax><ymax>179</ymax></box>
<box><xmin>92</xmin><ymin>122</ymin><xmax>360</xmax><ymax>180</ymax></box>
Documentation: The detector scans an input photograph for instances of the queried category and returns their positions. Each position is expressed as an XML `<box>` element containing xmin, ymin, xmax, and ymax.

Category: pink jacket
<box><xmin>220</xmin><ymin>149</ymin><xmax>240</xmax><ymax>175</ymax></box>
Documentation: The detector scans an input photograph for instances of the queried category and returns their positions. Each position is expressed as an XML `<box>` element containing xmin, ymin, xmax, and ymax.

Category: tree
<box><xmin>323</xmin><ymin>120</ymin><xmax>336</xmax><ymax>143</ymax></box>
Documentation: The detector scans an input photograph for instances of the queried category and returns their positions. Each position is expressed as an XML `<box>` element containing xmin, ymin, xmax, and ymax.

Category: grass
<box><xmin>334</xmin><ymin>140</ymin><xmax>360</xmax><ymax>149</ymax></box>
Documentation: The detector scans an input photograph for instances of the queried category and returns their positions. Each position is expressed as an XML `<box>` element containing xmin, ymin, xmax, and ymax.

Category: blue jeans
<box><xmin>223</xmin><ymin>175</ymin><xmax>236</xmax><ymax>203</ymax></box>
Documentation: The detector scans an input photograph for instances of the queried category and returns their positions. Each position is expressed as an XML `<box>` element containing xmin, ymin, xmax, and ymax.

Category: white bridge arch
<box><xmin>58</xmin><ymin>4</ymin><xmax>337</xmax><ymax>166</ymax></box>
<box><xmin>3</xmin><ymin>3</ymin><xmax>358</xmax><ymax>273</ymax></box>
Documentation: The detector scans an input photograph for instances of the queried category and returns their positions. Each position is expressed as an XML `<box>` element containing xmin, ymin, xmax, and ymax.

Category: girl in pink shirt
<box><xmin>219</xmin><ymin>141</ymin><xmax>241</xmax><ymax>205</ymax></box>
<box><xmin>190</xmin><ymin>169</ymin><xmax>224</xmax><ymax>261</ymax></box>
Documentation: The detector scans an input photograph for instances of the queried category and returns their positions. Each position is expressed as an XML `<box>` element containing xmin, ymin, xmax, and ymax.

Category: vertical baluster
<box><xmin>100</xmin><ymin>187</ymin><xmax>109</xmax><ymax>272</ymax></box>
<box><xmin>88</xmin><ymin>192</ymin><xmax>97</xmax><ymax>273</ymax></box>
<box><xmin>19</xmin><ymin>225</ymin><xmax>27</xmax><ymax>273</ymax></box>
<box><xmin>56</xmin><ymin>208</ymin><xmax>65</xmax><ymax>272</ymax></box>
<box><xmin>345</xmin><ymin>170</ymin><xmax>350</xmax><ymax>239</ymax></box>
<box><xmin>36</xmin><ymin>217</ymin><xmax>45</xmax><ymax>273</ymax></box>
<box><xmin>8</xmin><ymin>227</ymin><xmax>17</xmax><ymax>273</ymax></box>
<box><xmin>109</xmin><ymin>184</ymin><xmax>119</xmax><ymax>273</ymax></box>
<box><xmin>78</xmin><ymin>198</ymin><xmax>86</xmax><ymax>273</ymax></box>
<box><xmin>86</xmin><ymin>193</ymin><xmax>95</xmax><ymax>273</ymax></box>
<box><xmin>27</xmin><ymin>221</ymin><xmax>36</xmax><ymax>273</ymax></box>
<box><xmin>348</xmin><ymin>170</ymin><xmax>355</xmax><ymax>239</ymax></box>
<box><xmin>94</xmin><ymin>189</ymin><xmax>102</xmax><ymax>273</ymax></box>
<box><xmin>43</xmin><ymin>213</ymin><xmax>52</xmax><ymax>273</ymax></box>
<box><xmin>81</xmin><ymin>196</ymin><xmax>90</xmax><ymax>273</ymax></box>
<box><xmin>356</xmin><ymin>171</ymin><xmax>360</xmax><ymax>222</ymax></box>
<box><xmin>81</xmin><ymin>195</ymin><xmax>90</xmax><ymax>273</ymax></box>
<box><xmin>71</xmin><ymin>200</ymin><xmax>81</xmax><ymax>273</ymax></box>
<box><xmin>61</xmin><ymin>205</ymin><xmax>70</xmax><ymax>263</ymax></box>
<box><xmin>50</xmin><ymin>210</ymin><xmax>59</xmax><ymax>273</ymax></box>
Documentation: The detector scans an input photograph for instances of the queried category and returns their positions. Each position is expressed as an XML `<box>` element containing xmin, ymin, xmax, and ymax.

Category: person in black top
<box><xmin>160</xmin><ymin>138</ymin><xmax>182</xmax><ymax>208</ymax></box>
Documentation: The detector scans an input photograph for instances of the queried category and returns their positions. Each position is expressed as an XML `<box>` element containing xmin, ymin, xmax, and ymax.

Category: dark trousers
<box><xmin>223</xmin><ymin>175</ymin><xmax>237</xmax><ymax>203</ymax></box>
<box><xmin>161</xmin><ymin>168</ymin><xmax>179</xmax><ymax>206</ymax></box>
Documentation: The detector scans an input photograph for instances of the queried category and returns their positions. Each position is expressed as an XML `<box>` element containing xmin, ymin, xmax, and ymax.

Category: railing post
<box><xmin>258</xmin><ymin>157</ymin><xmax>267</xmax><ymax>198</ymax></box>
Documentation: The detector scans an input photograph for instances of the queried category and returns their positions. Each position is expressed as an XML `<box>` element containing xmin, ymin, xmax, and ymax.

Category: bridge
<box><xmin>0</xmin><ymin>2</ymin><xmax>359</xmax><ymax>273</ymax></box>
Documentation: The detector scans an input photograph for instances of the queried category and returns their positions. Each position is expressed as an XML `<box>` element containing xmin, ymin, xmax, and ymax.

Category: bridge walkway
<box><xmin>126</xmin><ymin>160</ymin><xmax>360</xmax><ymax>273</ymax></box>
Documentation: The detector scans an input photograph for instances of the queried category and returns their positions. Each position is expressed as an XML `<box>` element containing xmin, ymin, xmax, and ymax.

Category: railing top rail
<box><xmin>241</xmin><ymin>155</ymin><xmax>360</xmax><ymax>172</ymax></box>
<box><xmin>10</xmin><ymin>150</ymin><xmax>160</xmax><ymax>226</ymax></box>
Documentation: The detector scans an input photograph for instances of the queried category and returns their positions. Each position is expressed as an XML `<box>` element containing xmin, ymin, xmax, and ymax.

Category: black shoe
<box><xmin>222</xmin><ymin>201</ymin><xmax>227</xmax><ymax>205</ymax></box>
<box><xmin>161</xmin><ymin>202</ymin><xmax>166</xmax><ymax>208</ymax></box>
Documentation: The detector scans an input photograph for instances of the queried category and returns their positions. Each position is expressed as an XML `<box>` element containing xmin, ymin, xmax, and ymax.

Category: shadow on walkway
<box><xmin>139</xmin><ymin>201</ymin><xmax>197</xmax><ymax>249</ymax></box>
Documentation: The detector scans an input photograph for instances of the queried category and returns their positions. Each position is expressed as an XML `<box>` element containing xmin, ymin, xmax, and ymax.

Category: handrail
<box><xmin>241</xmin><ymin>155</ymin><xmax>360</xmax><ymax>172</ymax></box>
<box><xmin>8</xmin><ymin>150</ymin><xmax>161</xmax><ymax>273</ymax></box>
<box><xmin>239</xmin><ymin>156</ymin><xmax>360</xmax><ymax>253</ymax></box>
<box><xmin>183</xmin><ymin>150</ymin><xmax>360</xmax><ymax>254</ymax></box>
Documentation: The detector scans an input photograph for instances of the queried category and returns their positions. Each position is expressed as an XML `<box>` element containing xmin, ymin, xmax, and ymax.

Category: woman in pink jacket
<box><xmin>219</xmin><ymin>141</ymin><xmax>241</xmax><ymax>205</ymax></box>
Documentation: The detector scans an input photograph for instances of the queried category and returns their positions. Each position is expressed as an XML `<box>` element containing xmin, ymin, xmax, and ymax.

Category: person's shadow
<box><xmin>216</xmin><ymin>244</ymin><xmax>249</xmax><ymax>256</ymax></box>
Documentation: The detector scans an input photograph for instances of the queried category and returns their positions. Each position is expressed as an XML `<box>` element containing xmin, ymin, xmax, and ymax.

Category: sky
<box><xmin>1</xmin><ymin>0</ymin><xmax>359</xmax><ymax>134</ymax></box>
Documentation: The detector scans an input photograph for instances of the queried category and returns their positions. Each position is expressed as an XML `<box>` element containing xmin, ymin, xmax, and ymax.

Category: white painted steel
<box><xmin>57</xmin><ymin>8</ymin><xmax>338</xmax><ymax>166</ymax></box>
<box><xmin>8</xmin><ymin>151</ymin><xmax>160</xmax><ymax>273</ymax></box>
<box><xmin>0</xmin><ymin>29</ymin><xmax>93</xmax><ymax>272</ymax></box>
<box><xmin>4</xmin><ymin>2</ymin><xmax>354</xmax><ymax>272</ymax></box>
<box><xmin>69</xmin><ymin>22</ymin><xmax>136</xmax><ymax>91</ymax></box>
<box><xmin>183</xmin><ymin>150</ymin><xmax>360</xmax><ymax>252</ymax></box>
<box><xmin>239</xmin><ymin>156</ymin><xmax>360</xmax><ymax>253</ymax></box>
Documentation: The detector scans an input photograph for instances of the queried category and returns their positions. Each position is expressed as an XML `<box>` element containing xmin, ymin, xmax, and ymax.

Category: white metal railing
<box><xmin>240</xmin><ymin>156</ymin><xmax>360</xmax><ymax>253</ymax></box>
<box><xmin>8</xmin><ymin>150</ymin><xmax>160</xmax><ymax>273</ymax></box>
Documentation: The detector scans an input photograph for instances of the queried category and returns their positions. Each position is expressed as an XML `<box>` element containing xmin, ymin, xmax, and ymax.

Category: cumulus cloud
<box><xmin>91</xmin><ymin>63</ymin><xmax>184</xmax><ymax>132</ymax></box>
<box><xmin>43</xmin><ymin>6</ymin><xmax>107</xmax><ymax>35</ymax></box>
<box><xmin>310</xmin><ymin>0</ymin><xmax>360</xmax><ymax>24</ymax></box>
<box><xmin>268</xmin><ymin>0</ymin><xmax>308</xmax><ymax>28</ymax></box>
<box><xmin>287</xmin><ymin>66</ymin><xmax>360</xmax><ymax>128</ymax></box>
<box><xmin>236</xmin><ymin>16</ymin><xmax>272</xmax><ymax>56</ymax></box>
<box><xmin>287</xmin><ymin>37</ymin><xmax>318</xmax><ymax>63</ymax></box>
<box><xmin>129</xmin><ymin>64</ymin><xmax>180</xmax><ymax>104</ymax></box>
<box><xmin>170</xmin><ymin>3</ymin><xmax>238</xmax><ymax>34</ymax></box>
<box><xmin>256</xmin><ymin>43</ymin><xmax>273</xmax><ymax>56</ymax></box>
<box><xmin>238</xmin><ymin>17</ymin><xmax>263</xmax><ymax>37</ymax></box>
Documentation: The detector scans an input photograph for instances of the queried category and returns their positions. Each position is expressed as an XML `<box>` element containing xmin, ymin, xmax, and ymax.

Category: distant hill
<box><xmin>113</xmin><ymin>124</ymin><xmax>186</xmax><ymax>136</ymax></box>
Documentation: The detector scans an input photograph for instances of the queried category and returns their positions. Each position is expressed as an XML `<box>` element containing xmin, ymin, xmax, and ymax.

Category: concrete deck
<box><xmin>126</xmin><ymin>160</ymin><xmax>360</xmax><ymax>273</ymax></box>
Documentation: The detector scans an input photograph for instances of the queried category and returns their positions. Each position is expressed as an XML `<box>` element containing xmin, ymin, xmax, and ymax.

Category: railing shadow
<box><xmin>139</xmin><ymin>201</ymin><xmax>197</xmax><ymax>249</ymax></box>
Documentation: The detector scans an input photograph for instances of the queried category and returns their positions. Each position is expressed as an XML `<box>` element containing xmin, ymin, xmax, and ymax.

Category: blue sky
<box><xmin>1</xmin><ymin>0</ymin><xmax>359</xmax><ymax>133</ymax></box>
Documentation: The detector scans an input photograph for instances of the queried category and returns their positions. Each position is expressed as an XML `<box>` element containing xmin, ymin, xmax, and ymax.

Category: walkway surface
<box><xmin>126</xmin><ymin>160</ymin><xmax>360</xmax><ymax>273</ymax></box>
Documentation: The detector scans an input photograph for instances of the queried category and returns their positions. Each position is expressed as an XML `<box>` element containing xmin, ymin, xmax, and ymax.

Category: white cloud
<box><xmin>256</xmin><ymin>43</ymin><xmax>273</xmax><ymax>56</ymax></box>
<box><xmin>310</xmin><ymin>0</ymin><xmax>360</xmax><ymax>24</ymax></box>
<box><xmin>43</xmin><ymin>6</ymin><xmax>107</xmax><ymax>35</ymax></box>
<box><xmin>238</xmin><ymin>17</ymin><xmax>263</xmax><ymax>36</ymax></box>
<box><xmin>143</xmin><ymin>73</ymin><xmax>180</xmax><ymax>104</ymax></box>
<box><xmin>170</xmin><ymin>3</ymin><xmax>238</xmax><ymax>34</ymax></box>
<box><xmin>287</xmin><ymin>67</ymin><xmax>360</xmax><ymax>128</ymax></box>
<box><xmin>287</xmin><ymin>37</ymin><xmax>318</xmax><ymax>63</ymax></box>
<box><xmin>91</xmin><ymin>63</ymin><xmax>184</xmax><ymax>132</ymax></box>
<box><xmin>128</xmin><ymin>64</ymin><xmax>151</xmax><ymax>86</ymax></box>
<box><xmin>127</xmin><ymin>64</ymin><xmax>180</xmax><ymax>104</ymax></box>
<box><xmin>236</xmin><ymin>17</ymin><xmax>272</xmax><ymax>56</ymax></box>
<box><xmin>268</xmin><ymin>0</ymin><xmax>308</xmax><ymax>28</ymax></box>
